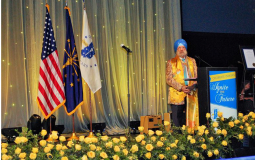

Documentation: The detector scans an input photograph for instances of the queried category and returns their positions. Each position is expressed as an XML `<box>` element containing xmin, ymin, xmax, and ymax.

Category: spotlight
<box><xmin>27</xmin><ymin>114</ymin><xmax>42</xmax><ymax>135</ymax></box>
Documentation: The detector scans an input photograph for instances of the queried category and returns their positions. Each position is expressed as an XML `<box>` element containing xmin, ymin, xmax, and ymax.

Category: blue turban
<box><xmin>174</xmin><ymin>39</ymin><xmax>187</xmax><ymax>52</ymax></box>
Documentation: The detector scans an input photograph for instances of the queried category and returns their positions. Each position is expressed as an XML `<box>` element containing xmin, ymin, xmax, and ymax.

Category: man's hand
<box><xmin>181</xmin><ymin>86</ymin><xmax>190</xmax><ymax>94</ymax></box>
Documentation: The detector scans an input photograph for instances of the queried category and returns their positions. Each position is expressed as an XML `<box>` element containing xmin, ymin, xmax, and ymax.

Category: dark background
<box><xmin>181</xmin><ymin>0</ymin><xmax>255</xmax><ymax>92</ymax></box>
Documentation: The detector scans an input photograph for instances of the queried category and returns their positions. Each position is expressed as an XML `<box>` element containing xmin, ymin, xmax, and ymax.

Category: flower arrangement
<box><xmin>1</xmin><ymin>112</ymin><xmax>255</xmax><ymax>160</ymax></box>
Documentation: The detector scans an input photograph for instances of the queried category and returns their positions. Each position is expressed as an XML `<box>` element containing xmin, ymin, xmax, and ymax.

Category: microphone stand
<box><xmin>195</xmin><ymin>55</ymin><xmax>212</xmax><ymax>67</ymax></box>
<box><xmin>127</xmin><ymin>49</ymin><xmax>131</xmax><ymax>133</ymax></box>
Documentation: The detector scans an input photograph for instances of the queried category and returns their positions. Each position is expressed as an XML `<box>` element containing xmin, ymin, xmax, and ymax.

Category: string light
<box><xmin>26</xmin><ymin>6</ymin><xmax>29</xmax><ymax>9</ymax></box>
<box><xmin>5</xmin><ymin>113</ymin><xmax>8</xmax><ymax>115</ymax></box>
<box><xmin>21</xmin><ymin>32</ymin><xmax>23</xmax><ymax>34</ymax></box>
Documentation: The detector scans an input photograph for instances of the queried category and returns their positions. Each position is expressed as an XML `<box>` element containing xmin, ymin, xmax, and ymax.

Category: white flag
<box><xmin>80</xmin><ymin>9</ymin><xmax>101</xmax><ymax>93</ymax></box>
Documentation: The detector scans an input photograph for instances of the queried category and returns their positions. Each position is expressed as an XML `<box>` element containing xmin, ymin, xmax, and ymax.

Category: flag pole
<box><xmin>46</xmin><ymin>116</ymin><xmax>58</xmax><ymax>142</ymax></box>
<box><xmin>67</xmin><ymin>114</ymin><xmax>79</xmax><ymax>140</ymax></box>
<box><xmin>87</xmin><ymin>86</ymin><xmax>94</xmax><ymax>137</ymax></box>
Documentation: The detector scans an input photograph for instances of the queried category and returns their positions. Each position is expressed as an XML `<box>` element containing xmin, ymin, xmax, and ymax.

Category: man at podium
<box><xmin>166</xmin><ymin>39</ymin><xmax>199</xmax><ymax>129</ymax></box>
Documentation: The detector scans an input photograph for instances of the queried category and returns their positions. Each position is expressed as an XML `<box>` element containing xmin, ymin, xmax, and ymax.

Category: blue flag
<box><xmin>63</xmin><ymin>7</ymin><xmax>83</xmax><ymax>115</ymax></box>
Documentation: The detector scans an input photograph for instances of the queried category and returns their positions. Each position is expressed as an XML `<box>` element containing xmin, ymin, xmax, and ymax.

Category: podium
<box><xmin>197</xmin><ymin>67</ymin><xmax>238</xmax><ymax>125</ymax></box>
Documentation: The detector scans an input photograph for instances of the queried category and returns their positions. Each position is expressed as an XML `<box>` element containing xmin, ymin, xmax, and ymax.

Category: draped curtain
<box><xmin>1</xmin><ymin>0</ymin><xmax>181</xmax><ymax>134</ymax></box>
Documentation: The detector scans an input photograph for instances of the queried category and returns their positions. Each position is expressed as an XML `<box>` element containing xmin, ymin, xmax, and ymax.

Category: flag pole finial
<box><xmin>45</xmin><ymin>3</ymin><xmax>50</xmax><ymax>13</ymax></box>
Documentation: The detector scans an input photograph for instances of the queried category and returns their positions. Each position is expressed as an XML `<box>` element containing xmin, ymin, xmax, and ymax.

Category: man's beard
<box><xmin>176</xmin><ymin>50</ymin><xmax>187</xmax><ymax>58</ymax></box>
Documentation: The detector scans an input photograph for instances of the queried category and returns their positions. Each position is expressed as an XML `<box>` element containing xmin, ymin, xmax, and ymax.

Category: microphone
<box><xmin>195</xmin><ymin>55</ymin><xmax>200</xmax><ymax>59</ymax></box>
<box><xmin>121</xmin><ymin>44</ymin><xmax>132</xmax><ymax>52</ymax></box>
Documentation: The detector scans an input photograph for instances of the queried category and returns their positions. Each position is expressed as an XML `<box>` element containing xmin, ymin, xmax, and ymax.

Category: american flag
<box><xmin>37</xmin><ymin>6</ymin><xmax>66</xmax><ymax>119</ymax></box>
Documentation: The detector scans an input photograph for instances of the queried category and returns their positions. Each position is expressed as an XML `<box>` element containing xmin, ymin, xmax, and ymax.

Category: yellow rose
<box><xmin>84</xmin><ymin>137</ymin><xmax>92</xmax><ymax>144</ymax></box>
<box><xmin>59</xmin><ymin>136</ymin><xmax>66</xmax><ymax>142</ymax></box>
<box><xmin>56</xmin><ymin>144</ymin><xmax>62</xmax><ymax>151</ymax></box>
<box><xmin>39</xmin><ymin>140</ymin><xmax>47</xmax><ymax>147</ymax></box>
<box><xmin>114</xmin><ymin>146</ymin><xmax>120</xmax><ymax>152</ymax></box>
<box><xmin>96</xmin><ymin>146</ymin><xmax>102</xmax><ymax>151</ymax></box>
<box><xmin>193</xmin><ymin>151</ymin><xmax>199</xmax><ymax>158</ymax></box>
<box><xmin>244</xmin><ymin>115</ymin><xmax>248</xmax><ymax>121</ymax></box>
<box><xmin>82</xmin><ymin>155</ymin><xmax>88</xmax><ymax>160</ymax></box>
<box><xmin>122</xmin><ymin>149</ymin><xmax>129</xmax><ymax>156</ymax></box>
<box><xmin>91</xmin><ymin>137</ymin><xmax>98</xmax><ymax>143</ymax></box>
<box><xmin>14</xmin><ymin>137</ymin><xmax>21</xmax><ymax>144</ymax></box>
<box><xmin>249</xmin><ymin>111</ymin><xmax>254</xmax><ymax>116</ymax></box>
<box><xmin>112</xmin><ymin>138</ymin><xmax>120</xmax><ymax>143</ymax></box>
<box><xmin>1</xmin><ymin>148</ymin><xmax>7</xmax><ymax>154</ymax></box>
<box><xmin>105</xmin><ymin>142</ymin><xmax>112</xmax><ymax>148</ymax></box>
<box><xmin>131</xmin><ymin>145</ymin><xmax>139</xmax><ymax>153</ymax></box>
<box><xmin>187</xmin><ymin>128</ymin><xmax>193</xmax><ymax>134</ymax></box>
<box><xmin>113</xmin><ymin>155</ymin><xmax>120</xmax><ymax>160</ymax></box>
<box><xmin>229</xmin><ymin>121</ymin><xmax>234</xmax><ymax>128</ymax></box>
<box><xmin>2</xmin><ymin>143</ymin><xmax>8</xmax><ymax>148</ymax></box>
<box><xmin>166</xmin><ymin>147</ymin><xmax>170</xmax><ymax>151</ymax></box>
<box><xmin>145</xmin><ymin>152</ymin><xmax>151</xmax><ymax>159</ymax></box>
<box><xmin>46</xmin><ymin>153</ymin><xmax>53</xmax><ymax>159</ymax></box>
<box><xmin>41</xmin><ymin>129</ymin><xmax>47</xmax><ymax>136</ymax></box>
<box><xmin>140</xmin><ymin>134</ymin><xmax>145</xmax><ymax>140</ymax></box>
<box><xmin>213</xmin><ymin>122</ymin><xmax>218</xmax><ymax>128</ymax></box>
<box><xmin>182</xmin><ymin>125</ymin><xmax>186</xmax><ymax>130</ymax></box>
<box><xmin>175</xmin><ymin>140</ymin><xmax>179</xmax><ymax>144</ymax></box>
<box><xmin>100</xmin><ymin>152</ymin><xmax>108</xmax><ymax>159</ymax></box>
<box><xmin>135</xmin><ymin>135</ymin><xmax>142</xmax><ymax>142</ymax></box>
<box><xmin>240</xmin><ymin>125</ymin><xmax>244</xmax><ymax>130</ymax></box>
<box><xmin>187</xmin><ymin>135</ymin><xmax>192</xmax><ymax>140</ymax></box>
<box><xmin>47</xmin><ymin>144</ymin><xmax>54</xmax><ymax>150</ymax></box>
<box><xmin>148</xmin><ymin>130</ymin><xmax>154</xmax><ymax>136</ymax></box>
<box><xmin>206</xmin><ymin>113</ymin><xmax>211</xmax><ymax>119</ymax></box>
<box><xmin>120</xmin><ymin>136</ymin><xmax>127</xmax><ymax>142</ymax></box>
<box><xmin>170</xmin><ymin>143</ymin><xmax>177</xmax><ymax>148</ymax></box>
<box><xmin>60</xmin><ymin>150</ymin><xmax>65</xmax><ymax>156</ymax></box>
<box><xmin>221</xmin><ymin>117</ymin><xmax>225</xmax><ymax>121</ymax></box>
<box><xmin>145</xmin><ymin>144</ymin><xmax>153</xmax><ymax>151</ymax></box>
<box><xmin>29</xmin><ymin>153</ymin><xmax>37</xmax><ymax>160</ymax></box>
<box><xmin>75</xmin><ymin>144</ymin><xmax>81</xmax><ymax>151</ymax></box>
<box><xmin>101</xmin><ymin>136</ymin><xmax>109</xmax><ymax>141</ymax></box>
<box><xmin>181</xmin><ymin>156</ymin><xmax>186</xmax><ymax>160</ymax></box>
<box><xmin>207</xmin><ymin>151</ymin><xmax>213</xmax><ymax>157</ymax></box>
<box><xmin>205</xmin><ymin>130</ymin><xmax>209</xmax><ymax>135</ymax></box>
<box><xmin>201</xmin><ymin>144</ymin><xmax>207</xmax><ymax>150</ymax></box>
<box><xmin>218</xmin><ymin>111</ymin><xmax>223</xmax><ymax>117</ymax></box>
<box><xmin>164</xmin><ymin>121</ymin><xmax>170</xmax><ymax>126</ymax></box>
<box><xmin>15</xmin><ymin>147</ymin><xmax>21</xmax><ymax>154</ymax></box>
<box><xmin>61</xmin><ymin>157</ymin><xmax>68</xmax><ymax>160</ymax></box>
<box><xmin>252</xmin><ymin>114</ymin><xmax>255</xmax><ymax>119</ymax></box>
<box><xmin>198</xmin><ymin>129</ymin><xmax>204</xmax><ymax>136</ymax></box>
<box><xmin>157</xmin><ymin>141</ymin><xmax>164</xmax><ymax>147</ymax></box>
<box><xmin>234</xmin><ymin>119</ymin><xmax>240</xmax><ymax>124</ymax></box>
<box><xmin>138</xmin><ymin>126</ymin><xmax>144</xmax><ymax>132</ymax></box>
<box><xmin>238</xmin><ymin>113</ymin><xmax>243</xmax><ymax>117</ymax></box>
<box><xmin>159</xmin><ymin>154</ymin><xmax>165</xmax><ymax>159</ymax></box>
<box><xmin>247</xmin><ymin>130</ymin><xmax>252</xmax><ymax>136</ymax></box>
<box><xmin>214</xmin><ymin>149</ymin><xmax>219</xmax><ymax>155</ymax></box>
<box><xmin>62</xmin><ymin>145</ymin><xmax>68</xmax><ymax>150</ymax></box>
<box><xmin>151</xmin><ymin>136</ymin><xmax>156</xmax><ymax>142</ymax></box>
<box><xmin>160</xmin><ymin>137</ymin><xmax>165</xmax><ymax>141</ymax></box>
<box><xmin>190</xmin><ymin>139</ymin><xmax>196</xmax><ymax>144</ymax></box>
<box><xmin>222</xmin><ymin>129</ymin><xmax>227</xmax><ymax>137</ymax></box>
<box><xmin>79</xmin><ymin>136</ymin><xmax>85</xmax><ymax>142</ymax></box>
<box><xmin>67</xmin><ymin>141</ymin><xmax>73</xmax><ymax>147</ymax></box>
<box><xmin>222</xmin><ymin>140</ymin><xmax>228</xmax><ymax>146</ymax></box>
<box><xmin>209</xmin><ymin>137</ymin><xmax>214</xmax><ymax>141</ymax></box>
<box><xmin>216</xmin><ymin>129</ymin><xmax>222</xmax><ymax>134</ymax></box>
<box><xmin>2</xmin><ymin>154</ymin><xmax>9</xmax><ymax>160</ymax></box>
<box><xmin>172</xmin><ymin>155</ymin><xmax>178</xmax><ymax>160</ymax></box>
<box><xmin>44</xmin><ymin>147</ymin><xmax>51</xmax><ymax>153</ymax></box>
<box><xmin>19</xmin><ymin>153</ymin><xmax>26</xmax><ymax>159</ymax></box>
<box><xmin>87</xmin><ymin>151</ymin><xmax>95</xmax><ymax>158</ymax></box>
<box><xmin>52</xmin><ymin>134</ymin><xmax>58</xmax><ymax>140</ymax></box>
<box><xmin>89</xmin><ymin>144</ymin><xmax>96</xmax><ymax>151</ymax></box>
<box><xmin>245</xmin><ymin>123</ymin><xmax>250</xmax><ymax>127</ymax></box>
<box><xmin>156</xmin><ymin>130</ymin><xmax>162</xmax><ymax>136</ymax></box>
<box><xmin>141</xmin><ymin>140</ymin><xmax>146</xmax><ymax>146</ymax></box>
<box><xmin>32</xmin><ymin>147</ymin><xmax>38</xmax><ymax>153</ymax></box>
<box><xmin>239</xmin><ymin>134</ymin><xmax>244</xmax><ymax>140</ymax></box>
